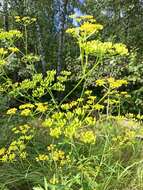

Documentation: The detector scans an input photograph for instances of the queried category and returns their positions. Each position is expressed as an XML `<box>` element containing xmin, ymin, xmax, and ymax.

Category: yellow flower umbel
<box><xmin>19</xmin><ymin>103</ymin><xmax>34</xmax><ymax>110</ymax></box>
<box><xmin>20</xmin><ymin>151</ymin><xmax>27</xmax><ymax>159</ymax></box>
<box><xmin>0</xmin><ymin>48</ymin><xmax>8</xmax><ymax>57</ymax></box>
<box><xmin>49</xmin><ymin>175</ymin><xmax>59</xmax><ymax>185</ymax></box>
<box><xmin>35</xmin><ymin>103</ymin><xmax>48</xmax><ymax>113</ymax></box>
<box><xmin>35</xmin><ymin>154</ymin><xmax>49</xmax><ymax>162</ymax></box>
<box><xmin>50</xmin><ymin>127</ymin><xmax>62</xmax><ymax>138</ymax></box>
<box><xmin>0</xmin><ymin>60</ymin><xmax>6</xmax><ymax>66</ymax></box>
<box><xmin>42</xmin><ymin>118</ymin><xmax>53</xmax><ymax>128</ymax></box>
<box><xmin>47</xmin><ymin>144</ymin><xmax>56</xmax><ymax>151</ymax></box>
<box><xmin>0</xmin><ymin>29</ymin><xmax>22</xmax><ymax>40</ymax></box>
<box><xmin>96</xmin><ymin>77</ymin><xmax>128</xmax><ymax>116</ymax></box>
<box><xmin>8</xmin><ymin>47</ymin><xmax>19</xmax><ymax>53</ymax></box>
<box><xmin>80</xmin><ymin>131</ymin><xmax>96</xmax><ymax>144</ymax></box>
<box><xmin>64</xmin><ymin>125</ymin><xmax>77</xmax><ymax>139</ymax></box>
<box><xmin>0</xmin><ymin>124</ymin><xmax>34</xmax><ymax>163</ymax></box>
<box><xmin>15</xmin><ymin>16</ymin><xmax>36</xmax><ymax>26</ymax></box>
<box><xmin>66</xmin><ymin>15</ymin><xmax>103</xmax><ymax>40</ymax></box>
<box><xmin>93</xmin><ymin>104</ymin><xmax>104</xmax><ymax>111</ymax></box>
<box><xmin>0</xmin><ymin>155</ymin><xmax>8</xmax><ymax>162</ymax></box>
<box><xmin>0</xmin><ymin>148</ymin><xmax>6</xmax><ymax>156</ymax></box>
<box><xmin>50</xmin><ymin>148</ymin><xmax>71</xmax><ymax>166</ymax></box>
<box><xmin>107</xmin><ymin>78</ymin><xmax>128</xmax><ymax>89</ymax></box>
<box><xmin>12</xmin><ymin>124</ymin><xmax>31</xmax><ymax>134</ymax></box>
<box><xmin>96</xmin><ymin>79</ymin><xmax>106</xmax><ymax>86</ymax></box>
<box><xmin>96</xmin><ymin>78</ymin><xmax>128</xmax><ymax>90</ymax></box>
<box><xmin>7</xmin><ymin>108</ymin><xmax>17</xmax><ymax>115</ymax></box>
<box><xmin>20</xmin><ymin>109</ymin><xmax>31</xmax><ymax>116</ymax></box>
<box><xmin>52</xmin><ymin>150</ymin><xmax>65</xmax><ymax>161</ymax></box>
<box><xmin>113</xmin><ymin>43</ymin><xmax>128</xmax><ymax>55</ymax></box>
<box><xmin>9</xmin><ymin>153</ymin><xmax>16</xmax><ymax>161</ymax></box>
<box><xmin>0</xmin><ymin>146</ymin><xmax>17</xmax><ymax>163</ymax></box>
<box><xmin>83</xmin><ymin>40</ymin><xmax>128</xmax><ymax>56</ymax></box>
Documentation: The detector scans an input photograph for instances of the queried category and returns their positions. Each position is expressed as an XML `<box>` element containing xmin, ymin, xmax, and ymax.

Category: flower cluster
<box><xmin>79</xmin><ymin>131</ymin><xmax>96</xmax><ymax>144</ymax></box>
<box><xmin>0</xmin><ymin>124</ymin><xmax>34</xmax><ymax>162</ymax></box>
<box><xmin>35</xmin><ymin>154</ymin><xmax>49</xmax><ymax>162</ymax></box>
<box><xmin>66</xmin><ymin>15</ymin><xmax>103</xmax><ymax>39</ymax></box>
<box><xmin>6</xmin><ymin>102</ymin><xmax>49</xmax><ymax>117</ymax></box>
<box><xmin>15</xmin><ymin>16</ymin><xmax>36</xmax><ymax>26</ymax></box>
<box><xmin>96</xmin><ymin>77</ymin><xmax>128</xmax><ymax>89</ymax></box>
<box><xmin>9</xmin><ymin>70</ymin><xmax>69</xmax><ymax>99</ymax></box>
<box><xmin>41</xmin><ymin>96</ymin><xmax>97</xmax><ymax>144</ymax></box>
<box><xmin>0</xmin><ymin>46</ymin><xmax>19</xmax><ymax>67</ymax></box>
<box><xmin>83</xmin><ymin>40</ymin><xmax>128</xmax><ymax>56</ymax></box>
<box><xmin>66</xmin><ymin>14</ymin><xmax>128</xmax><ymax>61</ymax></box>
<box><xmin>22</xmin><ymin>53</ymin><xmax>40</xmax><ymax>63</ymax></box>
<box><xmin>35</xmin><ymin>144</ymin><xmax>71</xmax><ymax>167</ymax></box>
<box><xmin>49</xmin><ymin>175</ymin><xmax>59</xmax><ymax>185</ymax></box>
<box><xmin>19</xmin><ymin>103</ymin><xmax>35</xmax><ymax>109</ymax></box>
<box><xmin>20</xmin><ymin>109</ymin><xmax>31</xmax><ymax>116</ymax></box>
<box><xmin>7</xmin><ymin>108</ymin><xmax>17</xmax><ymax>115</ymax></box>
<box><xmin>0</xmin><ymin>29</ymin><xmax>22</xmax><ymax>41</ymax></box>
<box><xmin>0</xmin><ymin>29</ymin><xmax>22</xmax><ymax>68</ymax></box>
<box><xmin>112</xmin><ymin>130</ymin><xmax>136</xmax><ymax>147</ymax></box>
<box><xmin>48</xmin><ymin>146</ymin><xmax>71</xmax><ymax>166</ymax></box>
<box><xmin>35</xmin><ymin>103</ymin><xmax>48</xmax><ymax>113</ymax></box>
<box><xmin>95</xmin><ymin>77</ymin><xmax>129</xmax><ymax>115</ymax></box>
<box><xmin>8</xmin><ymin>47</ymin><xmax>19</xmax><ymax>53</ymax></box>
<box><xmin>107</xmin><ymin>78</ymin><xmax>128</xmax><ymax>89</ymax></box>
<box><xmin>0</xmin><ymin>48</ymin><xmax>8</xmax><ymax>57</ymax></box>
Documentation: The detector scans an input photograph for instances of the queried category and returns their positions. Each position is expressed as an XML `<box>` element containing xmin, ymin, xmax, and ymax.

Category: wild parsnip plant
<box><xmin>0</xmin><ymin>15</ymin><xmax>143</xmax><ymax>190</ymax></box>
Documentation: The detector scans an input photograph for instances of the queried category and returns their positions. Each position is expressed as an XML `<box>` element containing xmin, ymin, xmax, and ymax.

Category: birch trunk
<box><xmin>35</xmin><ymin>21</ymin><xmax>47</xmax><ymax>75</ymax></box>
<box><xmin>57</xmin><ymin>0</ymin><xmax>68</xmax><ymax>75</ymax></box>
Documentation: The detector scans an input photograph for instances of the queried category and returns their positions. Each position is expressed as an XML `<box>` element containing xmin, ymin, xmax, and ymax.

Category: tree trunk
<box><xmin>57</xmin><ymin>0</ymin><xmax>68</xmax><ymax>75</ymax></box>
<box><xmin>33</xmin><ymin>0</ymin><xmax>47</xmax><ymax>75</ymax></box>
<box><xmin>35</xmin><ymin>21</ymin><xmax>47</xmax><ymax>76</ymax></box>
<box><xmin>3</xmin><ymin>0</ymin><xmax>9</xmax><ymax>31</ymax></box>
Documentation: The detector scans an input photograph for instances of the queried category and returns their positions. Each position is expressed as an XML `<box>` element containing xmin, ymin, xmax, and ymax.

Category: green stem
<box><xmin>107</xmin><ymin>90</ymin><xmax>110</xmax><ymax>118</ymax></box>
<box><xmin>24</xmin><ymin>25</ymin><xmax>28</xmax><ymax>55</ymax></box>
<box><xmin>59</xmin><ymin>56</ymin><xmax>101</xmax><ymax>106</ymax></box>
<box><xmin>118</xmin><ymin>97</ymin><xmax>121</xmax><ymax>116</ymax></box>
<box><xmin>78</xmin><ymin>53</ymin><xmax>89</xmax><ymax>108</ymax></box>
